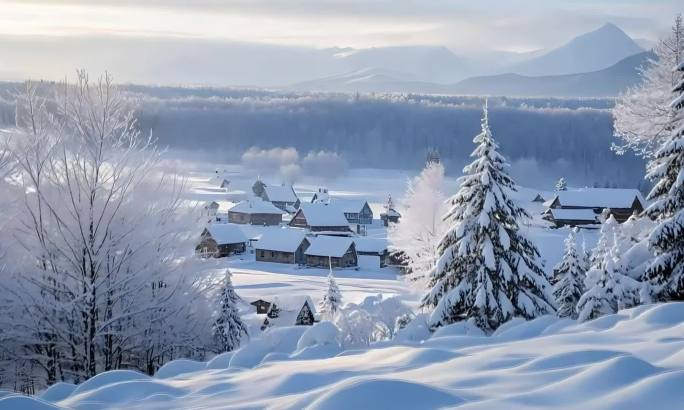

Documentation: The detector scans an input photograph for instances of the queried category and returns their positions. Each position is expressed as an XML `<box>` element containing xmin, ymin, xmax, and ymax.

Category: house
<box><xmin>289</xmin><ymin>203</ymin><xmax>351</xmax><ymax>235</ymax></box>
<box><xmin>261</xmin><ymin>295</ymin><xmax>317</xmax><ymax>329</ymax></box>
<box><xmin>228</xmin><ymin>199</ymin><xmax>284</xmax><ymax>225</ymax></box>
<box><xmin>305</xmin><ymin>235</ymin><xmax>358</xmax><ymax>268</ymax></box>
<box><xmin>330</xmin><ymin>199</ymin><xmax>374</xmax><ymax>225</ymax></box>
<box><xmin>255</xmin><ymin>229</ymin><xmax>311</xmax><ymax>264</ymax></box>
<box><xmin>380</xmin><ymin>208</ymin><xmax>401</xmax><ymax>227</ymax></box>
<box><xmin>543</xmin><ymin>208</ymin><xmax>599</xmax><ymax>228</ymax></box>
<box><xmin>253</xmin><ymin>180</ymin><xmax>301</xmax><ymax>212</ymax></box>
<box><xmin>196</xmin><ymin>224</ymin><xmax>248</xmax><ymax>257</ymax></box>
<box><xmin>250</xmin><ymin>299</ymin><xmax>272</xmax><ymax>314</ymax></box>
<box><xmin>543</xmin><ymin>188</ymin><xmax>646</xmax><ymax>224</ymax></box>
<box><xmin>354</xmin><ymin>237</ymin><xmax>389</xmax><ymax>268</ymax></box>
<box><xmin>211</xmin><ymin>178</ymin><xmax>230</xmax><ymax>191</ymax></box>
<box><xmin>203</xmin><ymin>201</ymin><xmax>220</xmax><ymax>218</ymax></box>
<box><xmin>532</xmin><ymin>194</ymin><xmax>546</xmax><ymax>203</ymax></box>
<box><xmin>311</xmin><ymin>187</ymin><xmax>330</xmax><ymax>204</ymax></box>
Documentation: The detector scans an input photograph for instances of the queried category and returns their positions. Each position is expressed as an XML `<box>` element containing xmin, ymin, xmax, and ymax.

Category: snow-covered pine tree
<box><xmin>319</xmin><ymin>270</ymin><xmax>343</xmax><ymax>320</ymax></box>
<box><xmin>577</xmin><ymin>234</ymin><xmax>642</xmax><ymax>321</ymax></box>
<box><xmin>212</xmin><ymin>270</ymin><xmax>248</xmax><ymax>352</ymax></box>
<box><xmin>422</xmin><ymin>102</ymin><xmax>554</xmax><ymax>333</ymax></box>
<box><xmin>642</xmin><ymin>58</ymin><xmax>684</xmax><ymax>301</ymax></box>
<box><xmin>555</xmin><ymin>177</ymin><xmax>568</xmax><ymax>191</ymax></box>
<box><xmin>552</xmin><ymin>230</ymin><xmax>585</xmax><ymax>319</ymax></box>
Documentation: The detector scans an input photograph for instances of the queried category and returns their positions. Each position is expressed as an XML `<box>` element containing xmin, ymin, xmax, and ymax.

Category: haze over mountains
<box><xmin>0</xmin><ymin>23</ymin><xmax>650</xmax><ymax>97</ymax></box>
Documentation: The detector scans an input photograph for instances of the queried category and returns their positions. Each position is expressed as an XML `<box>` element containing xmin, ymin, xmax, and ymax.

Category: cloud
<box><xmin>241</xmin><ymin>147</ymin><xmax>299</xmax><ymax>171</ymax></box>
<box><xmin>302</xmin><ymin>150</ymin><xmax>348</xmax><ymax>179</ymax></box>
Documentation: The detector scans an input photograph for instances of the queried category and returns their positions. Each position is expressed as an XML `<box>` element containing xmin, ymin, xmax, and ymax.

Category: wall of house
<box><xmin>306</xmin><ymin>249</ymin><xmax>357</xmax><ymax>268</ymax></box>
<box><xmin>256</xmin><ymin>249</ymin><xmax>296</xmax><ymax>264</ymax></box>
<box><xmin>217</xmin><ymin>243</ymin><xmax>246</xmax><ymax>257</ymax></box>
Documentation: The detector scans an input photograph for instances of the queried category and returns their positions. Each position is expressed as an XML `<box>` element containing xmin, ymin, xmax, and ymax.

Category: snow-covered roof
<box><xmin>255</xmin><ymin>229</ymin><xmax>309</xmax><ymax>253</ymax></box>
<box><xmin>381</xmin><ymin>208</ymin><xmax>401</xmax><ymax>217</ymax></box>
<box><xmin>544</xmin><ymin>208</ymin><xmax>598</xmax><ymax>222</ymax></box>
<box><xmin>298</xmin><ymin>203</ymin><xmax>350</xmax><ymax>227</ymax></box>
<box><xmin>229</xmin><ymin>199</ymin><xmax>284</xmax><ymax>215</ymax></box>
<box><xmin>354</xmin><ymin>237</ymin><xmax>388</xmax><ymax>254</ymax></box>
<box><xmin>329</xmin><ymin>198</ymin><xmax>370</xmax><ymax>214</ymax></box>
<box><xmin>550</xmin><ymin>188</ymin><xmax>645</xmax><ymax>209</ymax></box>
<box><xmin>270</xmin><ymin>295</ymin><xmax>316</xmax><ymax>314</ymax></box>
<box><xmin>204</xmin><ymin>224</ymin><xmax>248</xmax><ymax>245</ymax></box>
<box><xmin>264</xmin><ymin>185</ymin><xmax>299</xmax><ymax>203</ymax></box>
<box><xmin>305</xmin><ymin>235</ymin><xmax>355</xmax><ymax>258</ymax></box>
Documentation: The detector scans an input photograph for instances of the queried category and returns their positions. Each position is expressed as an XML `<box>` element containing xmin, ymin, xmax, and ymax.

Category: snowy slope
<box><xmin>6</xmin><ymin>303</ymin><xmax>684</xmax><ymax>409</ymax></box>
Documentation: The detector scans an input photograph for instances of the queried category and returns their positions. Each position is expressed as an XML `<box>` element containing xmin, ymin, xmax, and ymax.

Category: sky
<box><xmin>0</xmin><ymin>0</ymin><xmax>680</xmax><ymax>85</ymax></box>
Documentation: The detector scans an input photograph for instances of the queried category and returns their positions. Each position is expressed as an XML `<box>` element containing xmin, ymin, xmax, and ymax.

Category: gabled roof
<box><xmin>549</xmin><ymin>188</ymin><xmax>645</xmax><ymax>209</ymax></box>
<box><xmin>297</xmin><ymin>203</ymin><xmax>350</xmax><ymax>227</ymax></box>
<box><xmin>381</xmin><ymin>208</ymin><xmax>401</xmax><ymax>217</ymax></box>
<box><xmin>204</xmin><ymin>224</ymin><xmax>248</xmax><ymax>245</ymax></box>
<box><xmin>269</xmin><ymin>295</ymin><xmax>316</xmax><ymax>314</ymax></box>
<box><xmin>354</xmin><ymin>237</ymin><xmax>388</xmax><ymax>254</ymax></box>
<box><xmin>543</xmin><ymin>208</ymin><xmax>598</xmax><ymax>222</ymax></box>
<box><xmin>255</xmin><ymin>229</ymin><xmax>309</xmax><ymax>253</ymax></box>
<box><xmin>329</xmin><ymin>198</ymin><xmax>371</xmax><ymax>214</ymax></box>
<box><xmin>229</xmin><ymin>199</ymin><xmax>284</xmax><ymax>215</ymax></box>
<box><xmin>264</xmin><ymin>185</ymin><xmax>299</xmax><ymax>203</ymax></box>
<box><xmin>305</xmin><ymin>235</ymin><xmax>355</xmax><ymax>258</ymax></box>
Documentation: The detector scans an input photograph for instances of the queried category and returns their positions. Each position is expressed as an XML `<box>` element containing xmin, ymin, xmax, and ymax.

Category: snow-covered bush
<box><xmin>296</xmin><ymin>321</ymin><xmax>341</xmax><ymax>351</ymax></box>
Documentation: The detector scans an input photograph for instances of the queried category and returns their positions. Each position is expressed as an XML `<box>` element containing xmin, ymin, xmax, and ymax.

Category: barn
<box><xmin>228</xmin><ymin>199</ymin><xmax>284</xmax><ymax>225</ymax></box>
<box><xmin>543</xmin><ymin>188</ymin><xmax>646</xmax><ymax>225</ymax></box>
<box><xmin>255</xmin><ymin>229</ymin><xmax>311</xmax><ymax>264</ymax></box>
<box><xmin>289</xmin><ymin>203</ymin><xmax>351</xmax><ymax>235</ymax></box>
<box><xmin>196</xmin><ymin>224</ymin><xmax>248</xmax><ymax>257</ymax></box>
<box><xmin>253</xmin><ymin>180</ymin><xmax>301</xmax><ymax>212</ymax></box>
<box><xmin>305</xmin><ymin>235</ymin><xmax>358</xmax><ymax>268</ymax></box>
<box><xmin>543</xmin><ymin>208</ymin><xmax>599</xmax><ymax>228</ymax></box>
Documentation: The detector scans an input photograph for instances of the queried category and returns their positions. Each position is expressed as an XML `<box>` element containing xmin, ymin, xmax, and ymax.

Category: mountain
<box><xmin>508</xmin><ymin>23</ymin><xmax>644</xmax><ymax>76</ymax></box>
<box><xmin>449</xmin><ymin>51</ymin><xmax>654</xmax><ymax>97</ymax></box>
<box><xmin>290</xmin><ymin>67</ymin><xmax>441</xmax><ymax>93</ymax></box>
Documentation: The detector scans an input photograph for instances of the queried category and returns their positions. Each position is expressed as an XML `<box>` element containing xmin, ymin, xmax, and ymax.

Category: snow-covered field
<box><xmin>6</xmin><ymin>303</ymin><xmax>684</xmax><ymax>409</ymax></box>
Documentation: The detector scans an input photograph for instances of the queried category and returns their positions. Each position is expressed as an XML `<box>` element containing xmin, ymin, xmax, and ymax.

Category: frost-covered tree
<box><xmin>212</xmin><ymin>270</ymin><xmax>248</xmax><ymax>352</ymax></box>
<box><xmin>555</xmin><ymin>177</ymin><xmax>568</xmax><ymax>191</ymax></box>
<box><xmin>552</xmin><ymin>230</ymin><xmax>585</xmax><ymax>318</ymax></box>
<box><xmin>319</xmin><ymin>270</ymin><xmax>343</xmax><ymax>320</ymax></box>
<box><xmin>422</xmin><ymin>103</ymin><xmax>554</xmax><ymax>333</ymax></box>
<box><xmin>642</xmin><ymin>58</ymin><xmax>684</xmax><ymax>301</ymax></box>
<box><xmin>577</xmin><ymin>234</ymin><xmax>642</xmax><ymax>321</ymax></box>
<box><xmin>388</xmin><ymin>161</ymin><xmax>448</xmax><ymax>286</ymax></box>
<box><xmin>613</xmin><ymin>14</ymin><xmax>684</xmax><ymax>157</ymax></box>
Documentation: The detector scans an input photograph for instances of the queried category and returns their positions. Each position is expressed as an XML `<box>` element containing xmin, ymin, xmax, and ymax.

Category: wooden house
<box><xmin>289</xmin><ymin>203</ymin><xmax>351</xmax><ymax>234</ymax></box>
<box><xmin>354</xmin><ymin>237</ymin><xmax>389</xmax><ymax>268</ymax></box>
<box><xmin>543</xmin><ymin>208</ymin><xmax>599</xmax><ymax>228</ymax></box>
<box><xmin>255</xmin><ymin>229</ymin><xmax>310</xmax><ymax>264</ymax></box>
<box><xmin>310</xmin><ymin>187</ymin><xmax>330</xmax><ymax>204</ymax></box>
<box><xmin>228</xmin><ymin>199</ymin><xmax>284</xmax><ymax>225</ymax></box>
<box><xmin>305</xmin><ymin>236</ymin><xmax>357</xmax><ymax>268</ymax></box>
<box><xmin>330</xmin><ymin>199</ymin><xmax>374</xmax><ymax>225</ymax></box>
<box><xmin>261</xmin><ymin>295</ymin><xmax>317</xmax><ymax>329</ymax></box>
<box><xmin>253</xmin><ymin>180</ymin><xmax>300</xmax><ymax>212</ymax></box>
<box><xmin>250</xmin><ymin>299</ymin><xmax>272</xmax><ymax>314</ymax></box>
<box><xmin>380</xmin><ymin>208</ymin><xmax>401</xmax><ymax>227</ymax></box>
<box><xmin>196</xmin><ymin>224</ymin><xmax>248</xmax><ymax>257</ymax></box>
<box><xmin>532</xmin><ymin>194</ymin><xmax>545</xmax><ymax>203</ymax></box>
<box><xmin>543</xmin><ymin>188</ymin><xmax>646</xmax><ymax>225</ymax></box>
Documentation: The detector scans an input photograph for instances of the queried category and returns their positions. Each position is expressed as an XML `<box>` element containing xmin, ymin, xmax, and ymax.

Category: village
<box><xmin>191</xmin><ymin>160</ymin><xmax>647</xmax><ymax>334</ymax></box>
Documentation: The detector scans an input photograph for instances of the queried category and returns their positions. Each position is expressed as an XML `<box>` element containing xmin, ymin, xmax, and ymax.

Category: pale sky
<box><xmin>1</xmin><ymin>0</ymin><xmax>679</xmax><ymax>52</ymax></box>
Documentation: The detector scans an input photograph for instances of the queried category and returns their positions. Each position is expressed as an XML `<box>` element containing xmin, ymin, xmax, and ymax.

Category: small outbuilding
<box><xmin>354</xmin><ymin>237</ymin><xmax>390</xmax><ymax>268</ymax></box>
<box><xmin>289</xmin><ymin>203</ymin><xmax>352</xmax><ymax>234</ymax></box>
<box><xmin>261</xmin><ymin>295</ymin><xmax>317</xmax><ymax>329</ymax></box>
<box><xmin>380</xmin><ymin>208</ymin><xmax>401</xmax><ymax>227</ymax></box>
<box><xmin>196</xmin><ymin>224</ymin><xmax>248</xmax><ymax>257</ymax></box>
<box><xmin>543</xmin><ymin>208</ymin><xmax>599</xmax><ymax>228</ymax></box>
<box><xmin>228</xmin><ymin>199</ymin><xmax>284</xmax><ymax>225</ymax></box>
<box><xmin>305</xmin><ymin>235</ymin><xmax>357</xmax><ymax>268</ymax></box>
<box><xmin>250</xmin><ymin>299</ymin><xmax>272</xmax><ymax>314</ymax></box>
<box><xmin>255</xmin><ymin>229</ymin><xmax>311</xmax><ymax>264</ymax></box>
<box><xmin>543</xmin><ymin>188</ymin><xmax>646</xmax><ymax>224</ymax></box>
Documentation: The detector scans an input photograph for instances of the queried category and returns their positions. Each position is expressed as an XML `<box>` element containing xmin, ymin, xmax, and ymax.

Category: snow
<box><xmin>297</xmin><ymin>203</ymin><xmax>350</xmax><ymax>227</ymax></box>
<box><xmin>254</xmin><ymin>228</ymin><xmax>308</xmax><ymax>252</ymax></box>
<box><xmin>353</xmin><ymin>237</ymin><xmax>388</xmax><ymax>254</ymax></box>
<box><xmin>305</xmin><ymin>235</ymin><xmax>355</xmax><ymax>258</ymax></box>
<box><xmin>328</xmin><ymin>198</ymin><xmax>370</xmax><ymax>214</ymax></box>
<box><xmin>22</xmin><ymin>303</ymin><xmax>684</xmax><ymax>409</ymax></box>
<box><xmin>264</xmin><ymin>184</ymin><xmax>299</xmax><ymax>203</ymax></box>
<box><xmin>228</xmin><ymin>199</ymin><xmax>284</xmax><ymax>215</ymax></box>
<box><xmin>548</xmin><ymin>187</ymin><xmax>645</xmax><ymax>209</ymax></box>
<box><xmin>204</xmin><ymin>223</ymin><xmax>248</xmax><ymax>245</ymax></box>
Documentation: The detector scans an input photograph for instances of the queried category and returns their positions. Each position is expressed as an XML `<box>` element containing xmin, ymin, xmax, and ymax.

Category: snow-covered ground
<box><xmin>7</xmin><ymin>303</ymin><xmax>684</xmax><ymax>409</ymax></box>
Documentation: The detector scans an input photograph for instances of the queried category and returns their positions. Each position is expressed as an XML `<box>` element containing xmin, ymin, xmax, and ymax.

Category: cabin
<box><xmin>311</xmin><ymin>187</ymin><xmax>330</xmax><ymax>204</ymax></box>
<box><xmin>196</xmin><ymin>224</ymin><xmax>248</xmax><ymax>257</ymax></box>
<box><xmin>253</xmin><ymin>180</ymin><xmax>301</xmax><ymax>212</ymax></box>
<box><xmin>289</xmin><ymin>203</ymin><xmax>352</xmax><ymax>235</ymax></box>
<box><xmin>261</xmin><ymin>295</ymin><xmax>317</xmax><ymax>329</ymax></box>
<box><xmin>330</xmin><ymin>199</ymin><xmax>374</xmax><ymax>225</ymax></box>
<box><xmin>543</xmin><ymin>188</ymin><xmax>646</xmax><ymax>224</ymax></box>
<box><xmin>532</xmin><ymin>194</ymin><xmax>546</xmax><ymax>203</ymax></box>
<box><xmin>354</xmin><ymin>237</ymin><xmax>389</xmax><ymax>268</ymax></box>
<box><xmin>203</xmin><ymin>201</ymin><xmax>220</xmax><ymax>218</ymax></box>
<box><xmin>255</xmin><ymin>229</ymin><xmax>311</xmax><ymax>264</ymax></box>
<box><xmin>228</xmin><ymin>199</ymin><xmax>284</xmax><ymax>226</ymax></box>
<box><xmin>380</xmin><ymin>208</ymin><xmax>401</xmax><ymax>227</ymax></box>
<box><xmin>543</xmin><ymin>208</ymin><xmax>599</xmax><ymax>228</ymax></box>
<box><xmin>250</xmin><ymin>299</ymin><xmax>272</xmax><ymax>314</ymax></box>
<box><xmin>305</xmin><ymin>235</ymin><xmax>358</xmax><ymax>268</ymax></box>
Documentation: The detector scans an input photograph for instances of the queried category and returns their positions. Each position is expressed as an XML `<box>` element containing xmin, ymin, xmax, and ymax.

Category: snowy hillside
<box><xmin>4</xmin><ymin>303</ymin><xmax>684</xmax><ymax>409</ymax></box>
